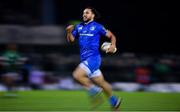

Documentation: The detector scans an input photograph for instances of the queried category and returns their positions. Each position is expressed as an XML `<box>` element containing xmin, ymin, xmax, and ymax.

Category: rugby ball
<box><xmin>101</xmin><ymin>42</ymin><xmax>117</xmax><ymax>53</ymax></box>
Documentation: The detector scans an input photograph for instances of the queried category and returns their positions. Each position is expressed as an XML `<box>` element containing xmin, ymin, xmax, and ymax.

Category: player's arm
<box><xmin>106</xmin><ymin>30</ymin><xmax>117</xmax><ymax>53</ymax></box>
<box><xmin>66</xmin><ymin>25</ymin><xmax>75</xmax><ymax>42</ymax></box>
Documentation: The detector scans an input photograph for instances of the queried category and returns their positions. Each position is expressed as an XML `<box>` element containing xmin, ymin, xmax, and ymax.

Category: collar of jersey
<box><xmin>83</xmin><ymin>21</ymin><xmax>94</xmax><ymax>26</ymax></box>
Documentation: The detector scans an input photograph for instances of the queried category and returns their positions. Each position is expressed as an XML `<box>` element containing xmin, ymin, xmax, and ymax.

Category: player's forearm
<box><xmin>66</xmin><ymin>25</ymin><xmax>75</xmax><ymax>43</ymax></box>
<box><xmin>66</xmin><ymin>33</ymin><xmax>75</xmax><ymax>42</ymax></box>
<box><xmin>108</xmin><ymin>31</ymin><xmax>116</xmax><ymax>47</ymax></box>
<box><xmin>110</xmin><ymin>34</ymin><xmax>116</xmax><ymax>47</ymax></box>
<box><xmin>106</xmin><ymin>30</ymin><xmax>116</xmax><ymax>46</ymax></box>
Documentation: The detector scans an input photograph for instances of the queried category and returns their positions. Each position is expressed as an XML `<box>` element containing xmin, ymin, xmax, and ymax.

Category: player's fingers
<box><xmin>113</xmin><ymin>48</ymin><xmax>117</xmax><ymax>53</ymax></box>
<box><xmin>106</xmin><ymin>49</ymin><xmax>110</xmax><ymax>53</ymax></box>
<box><xmin>106</xmin><ymin>48</ymin><xmax>113</xmax><ymax>53</ymax></box>
<box><xmin>66</xmin><ymin>25</ymin><xmax>73</xmax><ymax>30</ymax></box>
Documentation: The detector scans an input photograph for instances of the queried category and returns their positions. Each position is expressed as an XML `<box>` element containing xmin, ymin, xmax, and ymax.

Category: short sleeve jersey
<box><xmin>72</xmin><ymin>21</ymin><xmax>107</xmax><ymax>61</ymax></box>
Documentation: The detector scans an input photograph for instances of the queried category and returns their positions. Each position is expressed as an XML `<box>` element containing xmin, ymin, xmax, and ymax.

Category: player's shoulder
<box><xmin>92</xmin><ymin>21</ymin><xmax>107</xmax><ymax>31</ymax></box>
<box><xmin>75</xmin><ymin>22</ymin><xmax>84</xmax><ymax>27</ymax></box>
<box><xmin>92</xmin><ymin>21</ymin><xmax>103</xmax><ymax>27</ymax></box>
<box><xmin>92</xmin><ymin>21</ymin><xmax>106</xmax><ymax>30</ymax></box>
<box><xmin>72</xmin><ymin>22</ymin><xmax>82</xmax><ymax>30</ymax></box>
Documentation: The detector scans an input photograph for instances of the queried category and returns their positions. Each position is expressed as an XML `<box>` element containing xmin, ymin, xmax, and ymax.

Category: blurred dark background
<box><xmin>0</xmin><ymin>0</ymin><xmax>172</xmax><ymax>53</ymax></box>
<box><xmin>0</xmin><ymin>0</ymin><xmax>179</xmax><ymax>92</ymax></box>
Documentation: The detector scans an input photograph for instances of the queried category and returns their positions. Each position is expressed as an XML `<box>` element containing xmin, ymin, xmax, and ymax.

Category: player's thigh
<box><xmin>73</xmin><ymin>66</ymin><xmax>87</xmax><ymax>79</ymax></box>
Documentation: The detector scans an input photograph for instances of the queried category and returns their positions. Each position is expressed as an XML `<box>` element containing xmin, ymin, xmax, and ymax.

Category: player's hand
<box><xmin>66</xmin><ymin>25</ymin><xmax>74</xmax><ymax>33</ymax></box>
<box><xmin>106</xmin><ymin>44</ymin><xmax>116</xmax><ymax>53</ymax></box>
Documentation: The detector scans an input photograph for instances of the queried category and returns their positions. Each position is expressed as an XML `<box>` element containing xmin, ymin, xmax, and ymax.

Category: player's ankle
<box><xmin>109</xmin><ymin>95</ymin><xmax>118</xmax><ymax>106</ymax></box>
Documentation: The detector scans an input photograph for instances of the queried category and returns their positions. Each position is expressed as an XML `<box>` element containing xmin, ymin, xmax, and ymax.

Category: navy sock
<box><xmin>109</xmin><ymin>95</ymin><xmax>118</xmax><ymax>106</ymax></box>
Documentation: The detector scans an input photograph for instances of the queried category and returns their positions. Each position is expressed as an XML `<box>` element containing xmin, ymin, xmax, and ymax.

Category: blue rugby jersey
<box><xmin>72</xmin><ymin>21</ymin><xmax>107</xmax><ymax>61</ymax></box>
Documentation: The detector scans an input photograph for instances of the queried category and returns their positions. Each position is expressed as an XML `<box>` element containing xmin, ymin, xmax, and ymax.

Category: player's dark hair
<box><xmin>85</xmin><ymin>6</ymin><xmax>101</xmax><ymax>20</ymax></box>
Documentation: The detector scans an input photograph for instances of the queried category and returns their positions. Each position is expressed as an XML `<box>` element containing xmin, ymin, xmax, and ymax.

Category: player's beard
<box><xmin>83</xmin><ymin>17</ymin><xmax>92</xmax><ymax>23</ymax></box>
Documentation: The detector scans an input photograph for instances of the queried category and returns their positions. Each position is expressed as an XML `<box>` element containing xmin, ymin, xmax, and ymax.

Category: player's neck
<box><xmin>84</xmin><ymin>19</ymin><xmax>94</xmax><ymax>24</ymax></box>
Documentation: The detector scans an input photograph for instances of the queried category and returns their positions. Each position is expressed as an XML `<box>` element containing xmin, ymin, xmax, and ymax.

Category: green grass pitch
<box><xmin>0</xmin><ymin>90</ymin><xmax>180</xmax><ymax>111</ymax></box>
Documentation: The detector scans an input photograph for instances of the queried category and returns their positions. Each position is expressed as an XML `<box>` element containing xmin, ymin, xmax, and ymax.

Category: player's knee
<box><xmin>100</xmin><ymin>80</ymin><xmax>111</xmax><ymax>88</ymax></box>
<box><xmin>72</xmin><ymin>71</ymin><xmax>80</xmax><ymax>80</ymax></box>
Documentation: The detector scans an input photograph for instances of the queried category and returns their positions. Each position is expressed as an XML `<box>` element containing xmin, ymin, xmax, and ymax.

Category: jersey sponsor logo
<box><xmin>80</xmin><ymin>33</ymin><xmax>94</xmax><ymax>36</ymax></box>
